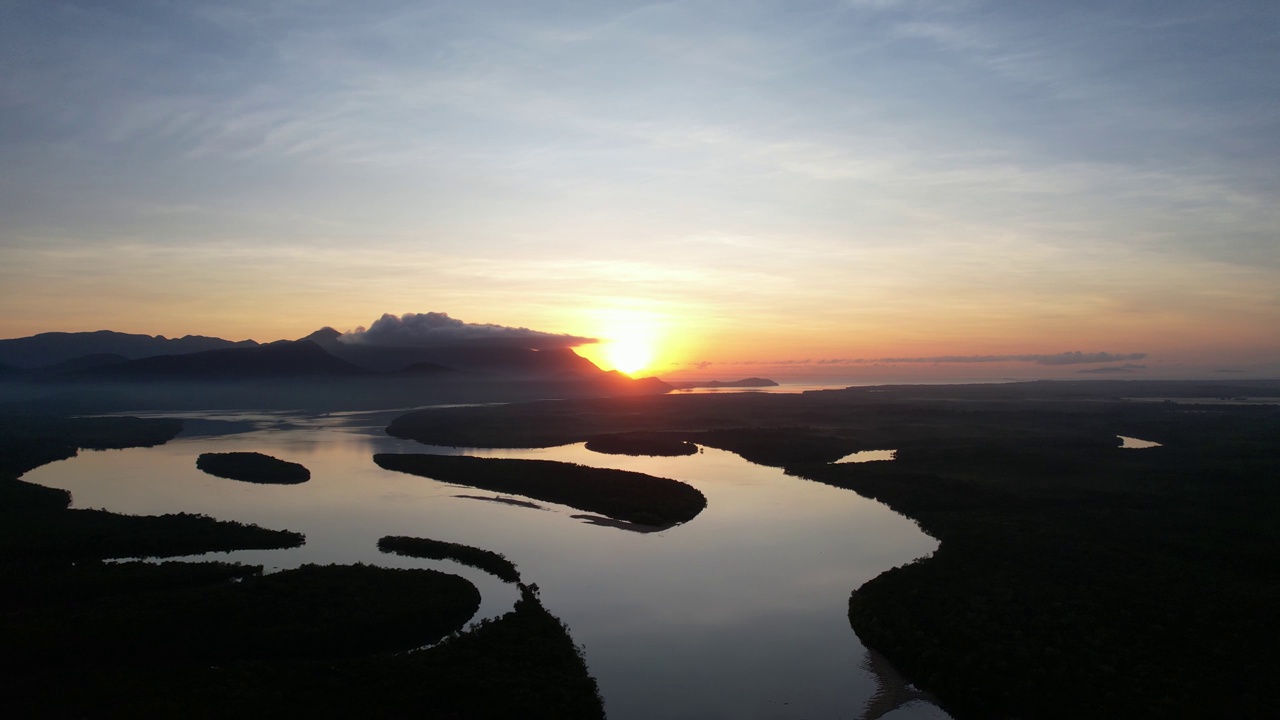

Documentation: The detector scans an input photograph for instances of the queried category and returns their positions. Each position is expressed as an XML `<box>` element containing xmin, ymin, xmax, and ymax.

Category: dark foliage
<box><xmin>196</xmin><ymin>451</ymin><xmax>310</xmax><ymax>484</ymax></box>
<box><xmin>799</xmin><ymin>406</ymin><xmax>1280</xmax><ymax>719</ymax></box>
<box><xmin>0</xmin><ymin>560</ymin><xmax>262</xmax><ymax>612</ymax></box>
<box><xmin>379</xmin><ymin>535</ymin><xmax>522</xmax><ymax>583</ymax></box>
<box><xmin>384</xmin><ymin>378</ymin><xmax>1280</xmax><ymax>450</ymax></box>
<box><xmin>1</xmin><ymin>564</ymin><xmax>482</xmax><ymax>714</ymax></box>
<box><xmin>0</xmin><ymin>414</ymin><xmax>183</xmax><ymax>478</ymax></box>
<box><xmin>0</xmin><ymin>509</ymin><xmax>304</xmax><ymax>562</ymax></box>
<box><xmin>6</xmin><ymin>563</ymin><xmax>479</xmax><ymax>667</ymax></box>
<box><xmin>374</xmin><ymin>453</ymin><xmax>707</xmax><ymax>527</ymax></box>
<box><xmin>689</xmin><ymin>427</ymin><xmax>856</xmax><ymax>465</ymax></box>
<box><xmin>0</xmin><ymin>477</ymin><xmax>70</xmax><ymax>510</ymax></box>
<box><xmin>0</xmin><ymin>415</ymin><xmax>300</xmax><ymax>562</ymax></box>
<box><xmin>384</xmin><ymin>381</ymin><xmax>1280</xmax><ymax>718</ymax></box>
<box><xmin>0</xmin><ymin>412</ymin><xmax>604</xmax><ymax>719</ymax></box>
<box><xmin>372</xmin><ymin>583</ymin><xmax>604</xmax><ymax>719</ymax></box>
<box><xmin>585</xmin><ymin>431</ymin><xmax>698</xmax><ymax>456</ymax></box>
<box><xmin>2</xmin><ymin>582</ymin><xmax>603</xmax><ymax>719</ymax></box>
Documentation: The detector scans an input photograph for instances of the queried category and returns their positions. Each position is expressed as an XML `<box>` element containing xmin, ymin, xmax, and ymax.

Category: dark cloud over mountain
<box><xmin>339</xmin><ymin>312</ymin><xmax>595</xmax><ymax>350</ymax></box>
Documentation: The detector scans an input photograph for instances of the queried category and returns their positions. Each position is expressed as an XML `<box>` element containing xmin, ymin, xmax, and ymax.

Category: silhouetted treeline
<box><xmin>0</xmin><ymin>509</ymin><xmax>304</xmax><ymax>563</ymax></box>
<box><xmin>0</xmin><ymin>476</ymin><xmax>69</xmax><ymax>511</ymax></box>
<box><xmin>374</xmin><ymin>453</ymin><xmax>707</xmax><ymax>527</ymax></box>
<box><xmin>384</xmin><ymin>378</ymin><xmax>1280</xmax><ymax>452</ymax></box>
<box><xmin>4</xmin><ymin>580</ymin><xmax>604</xmax><ymax>719</ymax></box>
<box><xmin>1</xmin><ymin>413</ymin><xmax>605</xmax><ymax>718</ymax></box>
<box><xmin>585</xmin><ymin>431</ymin><xmax>698</xmax><ymax>456</ymax></box>
<box><xmin>7</xmin><ymin>563</ymin><xmax>480</xmax><ymax>669</ymax></box>
<box><xmin>799</xmin><ymin>404</ymin><xmax>1280</xmax><ymax>719</ymax></box>
<box><xmin>384</xmin><ymin>381</ymin><xmax>1280</xmax><ymax>718</ymax></box>
<box><xmin>0</xmin><ymin>415</ymin><xmax>183</xmax><ymax>478</ymax></box>
<box><xmin>0</xmin><ymin>415</ymin><xmax>299</xmax><ymax>562</ymax></box>
<box><xmin>196</xmin><ymin>451</ymin><xmax>310</xmax><ymax>484</ymax></box>
<box><xmin>379</xmin><ymin>535</ymin><xmax>521</xmax><ymax>583</ymax></box>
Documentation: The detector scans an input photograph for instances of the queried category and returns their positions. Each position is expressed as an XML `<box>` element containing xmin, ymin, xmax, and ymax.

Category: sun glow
<box><xmin>573</xmin><ymin>306</ymin><xmax>668</xmax><ymax>376</ymax></box>
<box><xmin>606</xmin><ymin>338</ymin><xmax>655</xmax><ymax>375</ymax></box>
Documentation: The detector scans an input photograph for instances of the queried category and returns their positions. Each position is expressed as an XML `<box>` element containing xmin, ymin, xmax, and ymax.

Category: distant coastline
<box><xmin>664</xmin><ymin>377</ymin><xmax>778</xmax><ymax>390</ymax></box>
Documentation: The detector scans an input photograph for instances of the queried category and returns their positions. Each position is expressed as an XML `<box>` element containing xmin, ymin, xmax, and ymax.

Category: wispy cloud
<box><xmin>718</xmin><ymin>352</ymin><xmax>1149</xmax><ymax>367</ymax></box>
<box><xmin>1078</xmin><ymin>364</ymin><xmax>1147</xmax><ymax>375</ymax></box>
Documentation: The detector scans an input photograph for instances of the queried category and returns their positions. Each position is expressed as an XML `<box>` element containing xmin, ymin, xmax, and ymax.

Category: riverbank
<box><xmin>384</xmin><ymin>379</ymin><xmax>1280</xmax><ymax>718</ymax></box>
<box><xmin>1</xmin><ymin>414</ymin><xmax>605</xmax><ymax>718</ymax></box>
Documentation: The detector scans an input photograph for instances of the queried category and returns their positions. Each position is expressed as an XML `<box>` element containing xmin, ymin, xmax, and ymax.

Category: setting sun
<box><xmin>605</xmin><ymin>338</ymin><xmax>654</xmax><ymax>375</ymax></box>
<box><xmin>572</xmin><ymin>307</ymin><xmax>667</xmax><ymax>376</ymax></box>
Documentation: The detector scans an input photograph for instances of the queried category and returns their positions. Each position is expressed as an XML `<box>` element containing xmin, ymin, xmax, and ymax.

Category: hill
<box><xmin>0</xmin><ymin>331</ymin><xmax>257</xmax><ymax>369</ymax></box>
<box><xmin>85</xmin><ymin>341</ymin><xmax>367</xmax><ymax>380</ymax></box>
<box><xmin>303</xmin><ymin>328</ymin><xmax>606</xmax><ymax>378</ymax></box>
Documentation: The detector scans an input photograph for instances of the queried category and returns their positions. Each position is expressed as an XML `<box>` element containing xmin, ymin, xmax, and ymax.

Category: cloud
<box><xmin>1077</xmin><ymin>364</ymin><xmax>1147</xmax><ymax>374</ymax></box>
<box><xmin>857</xmin><ymin>352</ymin><xmax>1148</xmax><ymax>366</ymax></box>
<box><xmin>1031</xmin><ymin>352</ymin><xmax>1148</xmax><ymax>366</ymax></box>
<box><xmin>340</xmin><ymin>312</ymin><xmax>595</xmax><ymax>350</ymax></box>
<box><xmin>725</xmin><ymin>359</ymin><xmax>814</xmax><ymax>366</ymax></box>
<box><xmin>746</xmin><ymin>352</ymin><xmax>1148</xmax><ymax>366</ymax></box>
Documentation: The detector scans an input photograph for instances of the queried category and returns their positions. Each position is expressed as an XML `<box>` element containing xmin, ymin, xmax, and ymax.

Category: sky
<box><xmin>1</xmin><ymin>0</ymin><xmax>1277</xmax><ymax>379</ymax></box>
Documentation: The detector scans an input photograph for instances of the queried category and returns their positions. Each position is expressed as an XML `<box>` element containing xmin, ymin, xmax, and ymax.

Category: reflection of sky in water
<box><xmin>835</xmin><ymin>449</ymin><xmax>898</xmax><ymax>464</ymax></box>
<box><xmin>24</xmin><ymin>411</ymin><xmax>946</xmax><ymax>720</ymax></box>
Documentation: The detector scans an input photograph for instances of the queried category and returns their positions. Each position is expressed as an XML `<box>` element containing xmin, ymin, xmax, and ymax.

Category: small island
<box><xmin>665</xmin><ymin>377</ymin><xmax>779</xmax><ymax>390</ymax></box>
<box><xmin>2</xmin><ymin>414</ymin><xmax>604</xmax><ymax>718</ymax></box>
<box><xmin>585</xmin><ymin>431</ymin><xmax>698</xmax><ymax>457</ymax></box>
<box><xmin>379</xmin><ymin>535</ymin><xmax>522</xmax><ymax>583</ymax></box>
<box><xmin>196</xmin><ymin>452</ymin><xmax>310</xmax><ymax>484</ymax></box>
<box><xmin>373</xmin><ymin>454</ymin><xmax>707</xmax><ymax>528</ymax></box>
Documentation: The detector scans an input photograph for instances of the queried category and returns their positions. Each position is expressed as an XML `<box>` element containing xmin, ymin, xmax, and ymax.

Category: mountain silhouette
<box><xmin>31</xmin><ymin>353</ymin><xmax>130</xmax><ymax>376</ymax></box>
<box><xmin>0</xmin><ymin>331</ymin><xmax>257</xmax><ymax>369</ymax></box>
<box><xmin>85</xmin><ymin>341</ymin><xmax>367</xmax><ymax>380</ymax></box>
<box><xmin>0</xmin><ymin>326</ymin><xmax>673</xmax><ymax>411</ymax></box>
<box><xmin>301</xmin><ymin>327</ymin><xmax>607</xmax><ymax>377</ymax></box>
<box><xmin>298</xmin><ymin>327</ymin><xmax>343</xmax><ymax>345</ymax></box>
<box><xmin>395</xmin><ymin>361</ymin><xmax>468</xmax><ymax>376</ymax></box>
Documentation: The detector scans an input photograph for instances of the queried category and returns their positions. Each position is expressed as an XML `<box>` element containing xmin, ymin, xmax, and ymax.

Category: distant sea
<box><xmin>668</xmin><ymin>376</ymin><xmax>1016</xmax><ymax>395</ymax></box>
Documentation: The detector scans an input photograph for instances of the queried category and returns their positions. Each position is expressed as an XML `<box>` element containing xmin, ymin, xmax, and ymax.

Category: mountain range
<box><xmin>0</xmin><ymin>330</ymin><xmax>258</xmax><ymax>369</ymax></box>
<box><xmin>0</xmin><ymin>328</ymin><xmax>616</xmax><ymax>379</ymax></box>
<box><xmin>0</xmin><ymin>328</ymin><xmax>671</xmax><ymax>411</ymax></box>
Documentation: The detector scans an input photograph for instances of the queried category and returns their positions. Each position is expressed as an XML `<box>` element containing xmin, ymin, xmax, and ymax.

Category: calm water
<box><xmin>835</xmin><ymin>449</ymin><xmax>898</xmax><ymax>463</ymax></box>
<box><xmin>23</xmin><ymin>410</ymin><xmax>948</xmax><ymax>720</ymax></box>
<box><xmin>1118</xmin><ymin>435</ymin><xmax>1163</xmax><ymax>449</ymax></box>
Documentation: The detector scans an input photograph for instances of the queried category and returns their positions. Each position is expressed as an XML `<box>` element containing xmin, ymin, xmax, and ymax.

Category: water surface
<box><xmin>835</xmin><ymin>449</ymin><xmax>898</xmax><ymax>463</ymax></box>
<box><xmin>24</xmin><ymin>410</ymin><xmax>947</xmax><ymax>720</ymax></box>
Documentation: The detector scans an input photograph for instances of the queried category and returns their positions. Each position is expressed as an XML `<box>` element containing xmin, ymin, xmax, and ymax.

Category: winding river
<box><xmin>23</xmin><ymin>409</ymin><xmax>949</xmax><ymax>720</ymax></box>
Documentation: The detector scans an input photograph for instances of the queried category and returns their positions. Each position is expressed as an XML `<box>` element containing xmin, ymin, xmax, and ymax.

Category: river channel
<box><xmin>23</xmin><ymin>409</ymin><xmax>949</xmax><ymax>720</ymax></box>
